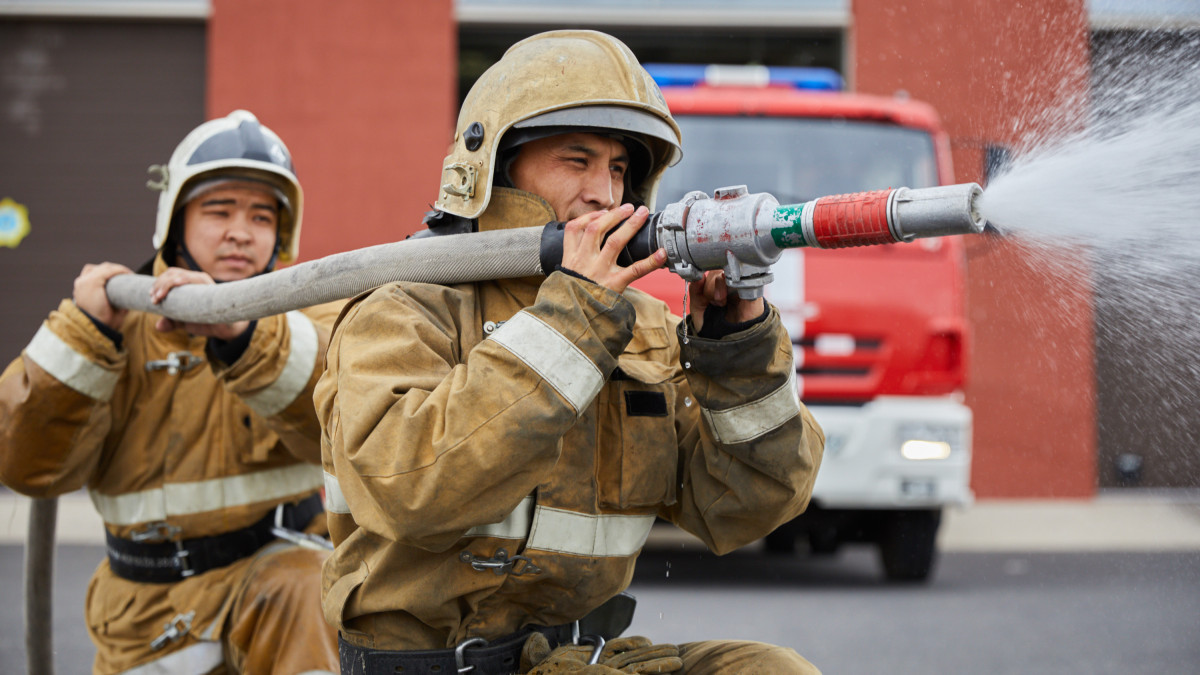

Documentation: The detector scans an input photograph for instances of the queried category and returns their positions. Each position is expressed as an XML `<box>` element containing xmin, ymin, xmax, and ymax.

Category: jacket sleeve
<box><xmin>661</xmin><ymin>306</ymin><xmax>825</xmax><ymax>555</ymax></box>
<box><xmin>319</xmin><ymin>274</ymin><xmax>636</xmax><ymax>552</ymax></box>
<box><xmin>0</xmin><ymin>300</ymin><xmax>124</xmax><ymax>497</ymax></box>
<box><xmin>211</xmin><ymin>300</ymin><xmax>343</xmax><ymax>464</ymax></box>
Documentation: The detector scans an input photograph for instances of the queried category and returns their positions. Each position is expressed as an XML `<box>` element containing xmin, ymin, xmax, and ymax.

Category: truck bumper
<box><xmin>807</xmin><ymin>395</ymin><xmax>973</xmax><ymax>509</ymax></box>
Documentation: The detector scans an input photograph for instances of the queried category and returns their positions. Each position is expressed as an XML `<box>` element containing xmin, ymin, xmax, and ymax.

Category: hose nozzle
<box><xmin>638</xmin><ymin>182</ymin><xmax>987</xmax><ymax>299</ymax></box>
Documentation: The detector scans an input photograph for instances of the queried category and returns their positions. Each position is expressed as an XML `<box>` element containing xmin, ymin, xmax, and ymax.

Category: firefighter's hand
<box><xmin>560</xmin><ymin>204</ymin><xmax>666</xmax><ymax>294</ymax></box>
<box><xmin>521</xmin><ymin>633</ymin><xmax>682</xmax><ymax>674</ymax></box>
<box><xmin>688</xmin><ymin>270</ymin><xmax>765</xmax><ymax>334</ymax></box>
<box><xmin>599</xmin><ymin>636</ymin><xmax>683</xmax><ymax>673</ymax></box>
<box><xmin>73</xmin><ymin>262</ymin><xmax>133</xmax><ymax>330</ymax></box>
<box><xmin>150</xmin><ymin>267</ymin><xmax>250</xmax><ymax>339</ymax></box>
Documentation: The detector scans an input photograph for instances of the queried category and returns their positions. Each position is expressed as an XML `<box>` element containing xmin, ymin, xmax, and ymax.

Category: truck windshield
<box><xmin>658</xmin><ymin>116</ymin><xmax>939</xmax><ymax>205</ymax></box>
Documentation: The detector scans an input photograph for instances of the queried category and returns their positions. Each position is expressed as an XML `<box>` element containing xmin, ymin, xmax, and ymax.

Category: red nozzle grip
<box><xmin>811</xmin><ymin>189</ymin><xmax>896</xmax><ymax>248</ymax></box>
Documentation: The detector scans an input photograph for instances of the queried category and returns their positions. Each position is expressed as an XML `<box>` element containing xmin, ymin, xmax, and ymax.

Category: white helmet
<box><xmin>148</xmin><ymin>110</ymin><xmax>303</xmax><ymax>263</ymax></box>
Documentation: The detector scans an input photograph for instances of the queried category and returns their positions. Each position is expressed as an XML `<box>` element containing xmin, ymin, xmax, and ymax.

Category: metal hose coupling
<box><xmin>620</xmin><ymin>182</ymin><xmax>987</xmax><ymax>299</ymax></box>
<box><xmin>792</xmin><ymin>182</ymin><xmax>988</xmax><ymax>247</ymax></box>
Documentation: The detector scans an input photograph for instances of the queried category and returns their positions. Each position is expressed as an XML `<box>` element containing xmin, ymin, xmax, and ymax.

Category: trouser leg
<box><xmin>223</xmin><ymin>546</ymin><xmax>339</xmax><ymax>675</ymax></box>
<box><xmin>677</xmin><ymin>639</ymin><xmax>822</xmax><ymax>675</ymax></box>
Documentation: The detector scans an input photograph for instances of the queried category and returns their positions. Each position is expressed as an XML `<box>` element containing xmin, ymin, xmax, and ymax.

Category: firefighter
<box><xmin>0</xmin><ymin>110</ymin><xmax>340</xmax><ymax>674</ymax></box>
<box><xmin>316</xmin><ymin>31</ymin><xmax>825</xmax><ymax>675</ymax></box>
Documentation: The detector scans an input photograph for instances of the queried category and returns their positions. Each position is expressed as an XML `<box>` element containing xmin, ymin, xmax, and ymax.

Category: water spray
<box><xmin>104</xmin><ymin>183</ymin><xmax>987</xmax><ymax>322</ymax></box>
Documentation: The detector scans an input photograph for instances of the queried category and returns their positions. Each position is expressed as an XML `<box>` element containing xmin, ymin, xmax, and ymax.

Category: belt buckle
<box><xmin>454</xmin><ymin>636</ymin><xmax>487</xmax><ymax>673</ymax></box>
<box><xmin>174</xmin><ymin>540</ymin><xmax>194</xmax><ymax>578</ymax></box>
<box><xmin>129</xmin><ymin>522</ymin><xmax>193</xmax><ymax>578</ymax></box>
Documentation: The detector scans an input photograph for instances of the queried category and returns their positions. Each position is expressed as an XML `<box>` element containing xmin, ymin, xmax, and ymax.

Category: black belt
<box><xmin>337</xmin><ymin>593</ymin><xmax>636</xmax><ymax>675</ymax></box>
<box><xmin>105</xmin><ymin>493</ymin><xmax>323</xmax><ymax>583</ymax></box>
<box><xmin>338</xmin><ymin>624</ymin><xmax>583</xmax><ymax>675</ymax></box>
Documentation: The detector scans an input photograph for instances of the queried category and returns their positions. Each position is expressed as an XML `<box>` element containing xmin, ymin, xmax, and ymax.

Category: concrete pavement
<box><xmin>3</xmin><ymin>488</ymin><xmax>1200</xmax><ymax>550</ymax></box>
<box><xmin>940</xmin><ymin>490</ymin><xmax>1200</xmax><ymax>552</ymax></box>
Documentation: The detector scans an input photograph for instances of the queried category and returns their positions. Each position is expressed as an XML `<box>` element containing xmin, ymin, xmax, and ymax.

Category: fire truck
<box><xmin>633</xmin><ymin>64</ymin><xmax>974</xmax><ymax>582</ymax></box>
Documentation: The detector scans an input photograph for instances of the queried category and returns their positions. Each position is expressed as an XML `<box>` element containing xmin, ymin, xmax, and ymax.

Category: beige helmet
<box><xmin>148</xmin><ymin>110</ymin><xmax>303</xmax><ymax>263</ymax></box>
<box><xmin>434</xmin><ymin>30</ymin><xmax>682</xmax><ymax>220</ymax></box>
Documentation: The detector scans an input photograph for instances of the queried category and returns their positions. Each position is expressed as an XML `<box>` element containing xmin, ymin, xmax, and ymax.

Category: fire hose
<box><xmin>25</xmin><ymin>182</ymin><xmax>985</xmax><ymax>673</ymax></box>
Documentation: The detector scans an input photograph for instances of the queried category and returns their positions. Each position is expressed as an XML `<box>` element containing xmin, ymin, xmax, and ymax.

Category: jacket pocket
<box><xmin>325</xmin><ymin>560</ymin><xmax>371</xmax><ymax>644</ymax></box>
<box><xmin>85</xmin><ymin>570</ymin><xmax>140</xmax><ymax>640</ymax></box>
<box><xmin>596</xmin><ymin>328</ymin><xmax>679</xmax><ymax>510</ymax></box>
<box><xmin>234</xmin><ymin>402</ymin><xmax>280</xmax><ymax>465</ymax></box>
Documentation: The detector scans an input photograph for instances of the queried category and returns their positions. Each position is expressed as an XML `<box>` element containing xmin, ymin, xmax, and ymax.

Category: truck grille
<box><xmin>797</xmin><ymin>335</ymin><xmax>887</xmax><ymax>402</ymax></box>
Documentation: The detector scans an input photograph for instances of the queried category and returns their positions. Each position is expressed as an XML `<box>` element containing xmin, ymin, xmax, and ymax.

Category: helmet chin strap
<box><xmin>174</xmin><ymin>240</ymin><xmax>205</xmax><ymax>276</ymax></box>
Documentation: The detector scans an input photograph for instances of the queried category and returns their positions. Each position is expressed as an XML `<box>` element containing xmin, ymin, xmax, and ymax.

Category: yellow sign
<box><xmin>0</xmin><ymin>198</ymin><xmax>31</xmax><ymax>248</ymax></box>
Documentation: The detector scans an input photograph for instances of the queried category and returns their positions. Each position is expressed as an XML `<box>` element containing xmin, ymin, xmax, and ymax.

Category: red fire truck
<box><xmin>633</xmin><ymin>64</ymin><xmax>974</xmax><ymax>581</ymax></box>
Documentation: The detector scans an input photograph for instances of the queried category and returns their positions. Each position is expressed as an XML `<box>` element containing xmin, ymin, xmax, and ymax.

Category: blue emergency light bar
<box><xmin>644</xmin><ymin>63</ymin><xmax>843</xmax><ymax>91</ymax></box>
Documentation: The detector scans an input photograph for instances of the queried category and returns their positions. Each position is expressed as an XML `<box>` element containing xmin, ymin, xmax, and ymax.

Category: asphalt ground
<box><xmin>2</xmin><ymin>489</ymin><xmax>1199</xmax><ymax>673</ymax></box>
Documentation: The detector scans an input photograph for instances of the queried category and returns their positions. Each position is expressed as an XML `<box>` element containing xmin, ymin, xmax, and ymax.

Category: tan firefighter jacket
<box><xmin>317</xmin><ymin>188</ymin><xmax>825</xmax><ymax>651</ymax></box>
<box><xmin>0</xmin><ymin>255</ymin><xmax>340</xmax><ymax>665</ymax></box>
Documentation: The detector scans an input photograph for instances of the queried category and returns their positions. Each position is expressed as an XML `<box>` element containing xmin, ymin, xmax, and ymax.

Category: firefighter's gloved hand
<box><xmin>521</xmin><ymin>633</ymin><xmax>682</xmax><ymax>674</ymax></box>
<box><xmin>521</xmin><ymin>633</ymin><xmax>600</xmax><ymax>673</ymax></box>
<box><xmin>599</xmin><ymin>636</ymin><xmax>683</xmax><ymax>674</ymax></box>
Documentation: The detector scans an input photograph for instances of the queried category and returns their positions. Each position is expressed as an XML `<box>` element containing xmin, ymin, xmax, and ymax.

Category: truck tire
<box><xmin>807</xmin><ymin>527</ymin><xmax>840</xmax><ymax>555</ymax></box>
<box><xmin>878</xmin><ymin>509</ymin><xmax>941</xmax><ymax>582</ymax></box>
<box><xmin>763</xmin><ymin>527</ymin><xmax>798</xmax><ymax>555</ymax></box>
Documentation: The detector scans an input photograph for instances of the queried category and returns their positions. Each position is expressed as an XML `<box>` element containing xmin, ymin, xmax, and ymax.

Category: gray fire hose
<box><xmin>26</xmin><ymin>498</ymin><xmax>56</xmax><ymax>675</ymax></box>
<box><xmin>24</xmin><ymin>183</ymin><xmax>986</xmax><ymax>673</ymax></box>
<box><xmin>106</xmin><ymin>226</ymin><xmax>547</xmax><ymax>323</ymax></box>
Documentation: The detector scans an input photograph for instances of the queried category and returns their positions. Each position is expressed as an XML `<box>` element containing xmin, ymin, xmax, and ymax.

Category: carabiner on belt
<box><xmin>270</xmin><ymin>503</ymin><xmax>333</xmax><ymax>551</ymax></box>
<box><xmin>572</xmin><ymin>621</ymin><xmax>606</xmax><ymax>665</ymax></box>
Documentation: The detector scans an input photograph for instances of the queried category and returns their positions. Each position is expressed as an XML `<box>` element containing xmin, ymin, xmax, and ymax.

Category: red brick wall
<box><xmin>852</xmin><ymin>0</ymin><xmax>1097</xmax><ymax>497</ymax></box>
<box><xmin>208</xmin><ymin>0</ymin><xmax>456</xmax><ymax>260</ymax></box>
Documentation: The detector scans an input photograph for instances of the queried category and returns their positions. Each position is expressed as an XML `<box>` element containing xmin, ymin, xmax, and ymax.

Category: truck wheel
<box><xmin>763</xmin><ymin>527</ymin><xmax>797</xmax><ymax>555</ymax></box>
<box><xmin>878</xmin><ymin>509</ymin><xmax>941</xmax><ymax>582</ymax></box>
<box><xmin>807</xmin><ymin>528</ymin><xmax>840</xmax><ymax>555</ymax></box>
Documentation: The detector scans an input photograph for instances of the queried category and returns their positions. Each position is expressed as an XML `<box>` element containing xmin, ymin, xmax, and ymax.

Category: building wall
<box><xmin>208</xmin><ymin>0</ymin><xmax>457</xmax><ymax>259</ymax></box>
<box><xmin>852</xmin><ymin>0</ymin><xmax>1097</xmax><ymax>497</ymax></box>
<box><xmin>0</xmin><ymin>19</ymin><xmax>205</xmax><ymax>365</ymax></box>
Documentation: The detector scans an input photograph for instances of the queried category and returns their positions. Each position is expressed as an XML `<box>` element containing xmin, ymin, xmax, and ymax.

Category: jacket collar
<box><xmin>477</xmin><ymin>188</ymin><xmax>557</xmax><ymax>233</ymax></box>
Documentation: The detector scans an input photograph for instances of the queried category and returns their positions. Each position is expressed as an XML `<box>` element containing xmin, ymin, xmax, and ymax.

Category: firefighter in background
<box><xmin>317</xmin><ymin>31</ymin><xmax>825</xmax><ymax>675</ymax></box>
<box><xmin>0</xmin><ymin>110</ymin><xmax>340</xmax><ymax>674</ymax></box>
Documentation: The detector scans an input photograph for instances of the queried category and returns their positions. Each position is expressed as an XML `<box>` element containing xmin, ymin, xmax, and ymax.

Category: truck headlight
<box><xmin>897</xmin><ymin>423</ymin><xmax>964</xmax><ymax>460</ymax></box>
<box><xmin>901</xmin><ymin>440</ymin><xmax>953</xmax><ymax>461</ymax></box>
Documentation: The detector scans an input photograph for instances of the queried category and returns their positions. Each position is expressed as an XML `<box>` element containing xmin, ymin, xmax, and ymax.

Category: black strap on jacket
<box><xmin>105</xmin><ymin>493</ymin><xmax>323</xmax><ymax>583</ymax></box>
